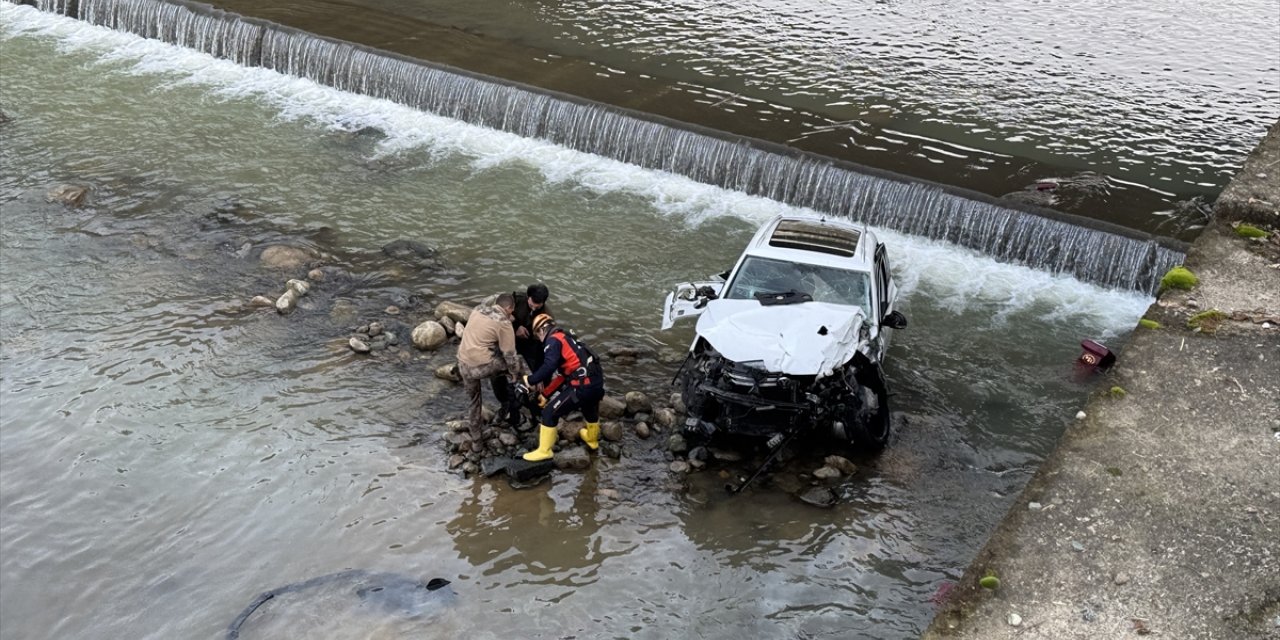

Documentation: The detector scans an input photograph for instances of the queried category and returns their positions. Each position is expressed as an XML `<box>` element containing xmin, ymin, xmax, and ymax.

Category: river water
<box><xmin>0</xmin><ymin>3</ymin><xmax>1170</xmax><ymax>639</ymax></box>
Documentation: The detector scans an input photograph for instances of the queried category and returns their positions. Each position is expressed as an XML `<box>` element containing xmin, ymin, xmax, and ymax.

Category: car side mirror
<box><xmin>881</xmin><ymin>310</ymin><xmax>908</xmax><ymax>330</ymax></box>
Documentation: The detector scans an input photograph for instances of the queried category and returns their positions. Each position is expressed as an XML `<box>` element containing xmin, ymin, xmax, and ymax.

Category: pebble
<box><xmin>1113</xmin><ymin>572</ymin><xmax>1130</xmax><ymax>585</ymax></box>
<box><xmin>1076</xmin><ymin>410</ymin><xmax>1087</xmax><ymax>420</ymax></box>
<box><xmin>1028</xmin><ymin>501</ymin><xmax>1043</xmax><ymax>511</ymax></box>
<box><xmin>1008</xmin><ymin>613</ymin><xmax>1022</xmax><ymax>627</ymax></box>
<box><xmin>670</xmin><ymin>460</ymin><xmax>691</xmax><ymax>474</ymax></box>
<box><xmin>307</xmin><ymin>268</ymin><xmax>325</xmax><ymax>281</ymax></box>
<box><xmin>368</xmin><ymin>322</ymin><xmax>383</xmax><ymax>337</ymax></box>
<box><xmin>349</xmin><ymin>337</ymin><xmax>371</xmax><ymax>353</ymax></box>
<box><xmin>385</xmin><ymin>305</ymin><xmax>400</xmax><ymax>315</ymax></box>
<box><xmin>634</xmin><ymin>422</ymin><xmax>651</xmax><ymax>439</ymax></box>
<box><xmin>249</xmin><ymin>295</ymin><xmax>275</xmax><ymax>307</ymax></box>
<box><xmin>1071</xmin><ymin>541</ymin><xmax>1085</xmax><ymax>552</ymax></box>
<box><xmin>813</xmin><ymin>466</ymin><xmax>841</xmax><ymax>480</ymax></box>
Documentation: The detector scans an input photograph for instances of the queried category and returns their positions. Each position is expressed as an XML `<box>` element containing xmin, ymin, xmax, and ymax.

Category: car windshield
<box><xmin>724</xmin><ymin>256</ymin><xmax>871</xmax><ymax>309</ymax></box>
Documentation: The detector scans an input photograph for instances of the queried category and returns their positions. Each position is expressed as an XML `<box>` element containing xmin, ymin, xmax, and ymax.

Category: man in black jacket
<box><xmin>512</xmin><ymin>283</ymin><xmax>550</xmax><ymax>371</ymax></box>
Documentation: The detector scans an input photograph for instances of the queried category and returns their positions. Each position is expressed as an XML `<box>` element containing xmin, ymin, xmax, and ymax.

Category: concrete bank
<box><xmin>923</xmin><ymin>122</ymin><xmax>1280</xmax><ymax>639</ymax></box>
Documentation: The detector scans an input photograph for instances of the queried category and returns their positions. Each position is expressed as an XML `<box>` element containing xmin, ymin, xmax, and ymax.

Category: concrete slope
<box><xmin>923</xmin><ymin>121</ymin><xmax>1280</xmax><ymax>639</ymax></box>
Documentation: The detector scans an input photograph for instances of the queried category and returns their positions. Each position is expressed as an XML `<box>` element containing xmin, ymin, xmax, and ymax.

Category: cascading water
<box><xmin>23</xmin><ymin>0</ymin><xmax>1186</xmax><ymax>293</ymax></box>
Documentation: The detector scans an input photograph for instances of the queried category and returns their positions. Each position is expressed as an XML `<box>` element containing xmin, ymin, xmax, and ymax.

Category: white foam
<box><xmin>1</xmin><ymin>1</ymin><xmax>1151</xmax><ymax>335</ymax></box>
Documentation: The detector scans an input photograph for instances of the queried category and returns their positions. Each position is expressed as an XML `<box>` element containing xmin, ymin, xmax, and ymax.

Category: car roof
<box><xmin>741</xmin><ymin>214</ymin><xmax>877</xmax><ymax>271</ymax></box>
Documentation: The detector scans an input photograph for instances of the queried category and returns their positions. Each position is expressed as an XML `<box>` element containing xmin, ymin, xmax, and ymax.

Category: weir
<box><xmin>23</xmin><ymin>0</ymin><xmax>1187</xmax><ymax>293</ymax></box>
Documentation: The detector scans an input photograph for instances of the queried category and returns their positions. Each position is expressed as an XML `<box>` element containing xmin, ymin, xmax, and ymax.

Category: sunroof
<box><xmin>768</xmin><ymin>220</ymin><xmax>861</xmax><ymax>257</ymax></box>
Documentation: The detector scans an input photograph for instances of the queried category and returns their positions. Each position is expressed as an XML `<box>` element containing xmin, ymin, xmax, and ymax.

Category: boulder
<box><xmin>624</xmin><ymin>391</ymin><xmax>652</xmax><ymax>415</ymax></box>
<box><xmin>275</xmin><ymin>290</ymin><xmax>299</xmax><ymax>314</ymax></box>
<box><xmin>47</xmin><ymin>184</ymin><xmax>88</xmax><ymax>207</ymax></box>
<box><xmin>434</xmin><ymin>363</ymin><xmax>461</xmax><ymax>382</ymax></box>
<box><xmin>598</xmin><ymin>395</ymin><xmax>627</xmax><ymax>420</ymax></box>
<box><xmin>348</xmin><ymin>337</ymin><xmax>371</xmax><ymax>353</ymax></box>
<box><xmin>412</xmin><ymin>321</ymin><xmax>448</xmax><ymax>350</ymax></box>
<box><xmin>434</xmin><ymin>301</ymin><xmax>473</xmax><ymax>324</ymax></box>
<box><xmin>554</xmin><ymin>447</ymin><xmax>592</xmax><ymax>471</ymax></box>
<box><xmin>259</xmin><ymin>245</ymin><xmax>314</xmax><ymax>269</ymax></box>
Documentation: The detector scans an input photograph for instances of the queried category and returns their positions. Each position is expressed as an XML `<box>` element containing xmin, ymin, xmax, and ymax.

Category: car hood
<box><xmin>694</xmin><ymin>299</ymin><xmax>867</xmax><ymax>377</ymax></box>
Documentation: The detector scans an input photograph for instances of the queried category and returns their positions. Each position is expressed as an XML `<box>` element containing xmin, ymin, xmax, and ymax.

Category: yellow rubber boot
<box><xmin>522</xmin><ymin>425</ymin><xmax>558</xmax><ymax>461</ymax></box>
<box><xmin>579</xmin><ymin>422</ymin><xmax>600</xmax><ymax>451</ymax></box>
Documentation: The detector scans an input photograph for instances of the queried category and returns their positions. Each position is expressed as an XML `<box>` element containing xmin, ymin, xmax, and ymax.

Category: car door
<box><xmin>871</xmin><ymin>242</ymin><xmax>900</xmax><ymax>360</ymax></box>
<box><xmin>660</xmin><ymin>280</ymin><xmax>726</xmax><ymax>330</ymax></box>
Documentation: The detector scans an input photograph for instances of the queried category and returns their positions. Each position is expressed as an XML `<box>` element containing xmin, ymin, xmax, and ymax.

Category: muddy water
<box><xmin>1</xmin><ymin>6</ymin><xmax>1152</xmax><ymax>639</ymax></box>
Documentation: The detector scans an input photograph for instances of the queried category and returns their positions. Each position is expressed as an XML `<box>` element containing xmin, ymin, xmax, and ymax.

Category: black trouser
<box><xmin>540</xmin><ymin>382</ymin><xmax>604</xmax><ymax>427</ymax></box>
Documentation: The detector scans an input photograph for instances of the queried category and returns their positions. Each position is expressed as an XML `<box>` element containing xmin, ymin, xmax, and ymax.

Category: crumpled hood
<box><xmin>694</xmin><ymin>299</ymin><xmax>867</xmax><ymax>377</ymax></box>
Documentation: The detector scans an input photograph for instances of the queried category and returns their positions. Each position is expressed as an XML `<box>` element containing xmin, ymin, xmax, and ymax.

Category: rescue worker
<box><xmin>521</xmin><ymin>314</ymin><xmax>606</xmax><ymax>461</ymax></box>
<box><xmin>512</xmin><ymin>283</ymin><xmax>551</xmax><ymax>371</ymax></box>
<box><xmin>456</xmin><ymin>293</ymin><xmax>525</xmax><ymax>448</ymax></box>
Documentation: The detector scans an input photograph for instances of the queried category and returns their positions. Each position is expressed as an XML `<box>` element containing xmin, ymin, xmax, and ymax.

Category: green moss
<box><xmin>1160</xmin><ymin>266</ymin><xmax>1199</xmax><ymax>292</ymax></box>
<box><xmin>979</xmin><ymin>574</ymin><xmax>1000</xmax><ymax>590</ymax></box>
<box><xmin>1138</xmin><ymin>318</ymin><xmax>1162</xmax><ymax>330</ymax></box>
<box><xmin>1109</xmin><ymin>386</ymin><xmax>1127</xmax><ymax>399</ymax></box>
<box><xmin>1106</xmin><ymin>466</ymin><xmax>1123</xmax><ymax>477</ymax></box>
<box><xmin>1235</xmin><ymin>224</ymin><xmax>1269</xmax><ymax>239</ymax></box>
<box><xmin>1188</xmin><ymin>309</ymin><xmax>1226</xmax><ymax>332</ymax></box>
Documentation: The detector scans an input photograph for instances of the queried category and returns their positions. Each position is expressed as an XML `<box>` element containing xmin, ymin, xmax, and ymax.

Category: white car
<box><xmin>661</xmin><ymin>214</ymin><xmax>906</xmax><ymax>452</ymax></box>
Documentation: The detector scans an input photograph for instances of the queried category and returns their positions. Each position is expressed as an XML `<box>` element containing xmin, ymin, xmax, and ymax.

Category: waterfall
<box><xmin>24</xmin><ymin>0</ymin><xmax>1188</xmax><ymax>294</ymax></box>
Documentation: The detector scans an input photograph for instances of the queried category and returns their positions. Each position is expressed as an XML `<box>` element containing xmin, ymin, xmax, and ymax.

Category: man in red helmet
<box><xmin>521</xmin><ymin>314</ymin><xmax>606</xmax><ymax>461</ymax></box>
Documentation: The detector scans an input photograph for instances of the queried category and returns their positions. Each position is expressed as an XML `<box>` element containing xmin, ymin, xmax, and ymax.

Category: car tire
<box><xmin>847</xmin><ymin>370</ymin><xmax>891</xmax><ymax>452</ymax></box>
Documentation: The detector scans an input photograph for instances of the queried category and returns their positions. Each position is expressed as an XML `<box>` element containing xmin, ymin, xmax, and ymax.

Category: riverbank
<box><xmin>923</xmin><ymin>121</ymin><xmax>1280</xmax><ymax>638</ymax></box>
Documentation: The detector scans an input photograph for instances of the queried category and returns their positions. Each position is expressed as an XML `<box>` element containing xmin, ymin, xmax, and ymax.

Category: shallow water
<box><xmin>1</xmin><ymin>5</ymin><xmax>1153</xmax><ymax>638</ymax></box>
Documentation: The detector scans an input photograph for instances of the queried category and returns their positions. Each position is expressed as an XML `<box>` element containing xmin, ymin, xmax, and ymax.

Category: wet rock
<box><xmin>670</xmin><ymin>460</ymin><xmax>691</xmax><ymax>474</ymax></box>
<box><xmin>670</xmin><ymin>392</ymin><xmax>686</xmax><ymax>414</ymax></box>
<box><xmin>412</xmin><ymin>321</ymin><xmax>448</xmax><ymax>350</ymax></box>
<box><xmin>654</xmin><ymin>408</ymin><xmax>677</xmax><ymax>429</ymax></box>
<box><xmin>624</xmin><ymin>391</ymin><xmax>652</xmax><ymax>415</ymax></box>
<box><xmin>634</xmin><ymin>422</ymin><xmax>651</xmax><ymax>439</ymax></box>
<box><xmin>446</xmin><ymin>420</ymin><xmax>469</xmax><ymax>433</ymax></box>
<box><xmin>349</xmin><ymin>337</ymin><xmax>371</xmax><ymax>353</ymax></box>
<box><xmin>597</xmin><ymin>488</ymin><xmax>620</xmax><ymax>501</ymax></box>
<box><xmin>434</xmin><ymin>301</ymin><xmax>472</xmax><ymax>324</ymax></box>
<box><xmin>385</xmin><ymin>332</ymin><xmax>400</xmax><ymax>346</ymax></box>
<box><xmin>688</xmin><ymin>446</ymin><xmax>709</xmax><ymax>462</ymax></box>
<box><xmin>506</xmin><ymin>458</ymin><xmax>555</xmax><ymax>483</ymax></box>
<box><xmin>598</xmin><ymin>395</ymin><xmax>627</xmax><ymax>419</ymax></box>
<box><xmin>709</xmin><ymin>447</ymin><xmax>742</xmax><ymax>462</ymax></box>
<box><xmin>667</xmin><ymin>434</ymin><xmax>689</xmax><ymax>455</ymax></box>
<box><xmin>798</xmin><ymin>486</ymin><xmax>837</xmax><ymax>508</ymax></box>
<box><xmin>434</xmin><ymin>363</ymin><xmax>461</xmax><ymax>382</ymax></box>
<box><xmin>600</xmin><ymin>442</ymin><xmax>622</xmax><ymax>459</ymax></box>
<box><xmin>557</xmin><ymin>421</ymin><xmax>583</xmax><ymax>442</ymax></box>
<box><xmin>601</xmin><ymin>422</ymin><xmax>625</xmax><ymax>442</ymax></box>
<box><xmin>440</xmin><ymin>316</ymin><xmax>456</xmax><ymax>335</ymax></box>
<box><xmin>824</xmin><ymin>455</ymin><xmax>857</xmax><ymax>476</ymax></box>
<box><xmin>454</xmin><ymin>322</ymin><xmax>465</xmax><ymax>339</ymax></box>
<box><xmin>367</xmin><ymin>322</ymin><xmax>383</xmax><ymax>337</ymax></box>
<box><xmin>498</xmin><ymin>431</ymin><xmax>519</xmax><ymax>447</ymax></box>
<box><xmin>307</xmin><ymin>268</ymin><xmax>325</xmax><ymax>282</ymax></box>
<box><xmin>385</xmin><ymin>305</ymin><xmax>400</xmax><ymax>315</ymax></box>
<box><xmin>813</xmin><ymin>466</ymin><xmax>841</xmax><ymax>481</ymax></box>
<box><xmin>47</xmin><ymin>184</ymin><xmax>88</xmax><ymax>207</ymax></box>
<box><xmin>689</xmin><ymin>458</ymin><xmax>706</xmax><ymax>470</ymax></box>
<box><xmin>276</xmin><ymin>290</ymin><xmax>299</xmax><ymax>314</ymax></box>
<box><xmin>461</xmin><ymin>461</ymin><xmax>479</xmax><ymax>476</ymax></box>
<box><xmin>368</xmin><ymin>340</ymin><xmax>387</xmax><ymax>352</ymax></box>
<box><xmin>447</xmin><ymin>455</ymin><xmax>465</xmax><ymax>470</ymax></box>
<box><xmin>286</xmin><ymin>279</ymin><xmax>310</xmax><ymax>296</ymax></box>
<box><xmin>1113</xmin><ymin>572</ymin><xmax>1131</xmax><ymax>586</ymax></box>
<box><xmin>381</xmin><ymin>239</ymin><xmax>439</xmax><ymax>268</ymax></box>
<box><xmin>555</xmin><ymin>447</ymin><xmax>592</xmax><ymax>471</ymax></box>
<box><xmin>259</xmin><ymin>245</ymin><xmax>313</xmax><ymax>269</ymax></box>
<box><xmin>249</xmin><ymin>295</ymin><xmax>275</xmax><ymax>307</ymax></box>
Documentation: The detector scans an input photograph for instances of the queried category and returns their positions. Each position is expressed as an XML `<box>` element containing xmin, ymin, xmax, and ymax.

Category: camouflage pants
<box><xmin>458</xmin><ymin>356</ymin><xmax>520</xmax><ymax>444</ymax></box>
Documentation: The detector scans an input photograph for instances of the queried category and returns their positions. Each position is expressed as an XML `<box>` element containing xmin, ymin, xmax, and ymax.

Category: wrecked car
<box><xmin>661</xmin><ymin>214</ymin><xmax>906</xmax><ymax>454</ymax></box>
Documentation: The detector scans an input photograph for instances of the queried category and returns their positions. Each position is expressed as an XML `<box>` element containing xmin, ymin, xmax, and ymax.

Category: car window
<box><xmin>725</xmin><ymin>256</ymin><xmax>870</xmax><ymax>309</ymax></box>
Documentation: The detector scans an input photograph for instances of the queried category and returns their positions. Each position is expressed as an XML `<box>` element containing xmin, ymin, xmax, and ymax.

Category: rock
<box><xmin>499</xmin><ymin>432</ymin><xmax>519</xmax><ymax>447</ymax></box>
<box><xmin>1113</xmin><ymin>572</ymin><xmax>1131</xmax><ymax>586</ymax></box>
<box><xmin>557</xmin><ymin>421</ymin><xmax>582</xmax><ymax>442</ymax></box>
<box><xmin>447</xmin><ymin>455</ymin><xmax>465</xmax><ymax>470</ymax></box>
<box><xmin>823</xmin><ymin>455</ymin><xmax>857</xmax><ymax>475</ymax></box>
<box><xmin>1028</xmin><ymin>501</ymin><xmax>1043</xmax><ymax>511</ymax></box>
<box><xmin>385</xmin><ymin>305</ymin><xmax>400</xmax><ymax>315</ymax></box>
<box><xmin>813</xmin><ymin>466</ymin><xmax>841</xmax><ymax>481</ymax></box>
<box><xmin>670</xmin><ymin>392</ymin><xmax>686</xmax><ymax>414</ymax></box>
<box><xmin>461</xmin><ymin>462</ymin><xmax>479</xmax><ymax>476</ymax></box>
<box><xmin>1076</xmin><ymin>410</ymin><xmax>1087</xmax><ymax>420</ymax></box>
<box><xmin>654</xmin><ymin>408</ymin><xmax>678</xmax><ymax>429</ymax></box>
<box><xmin>259</xmin><ymin>245</ymin><xmax>313</xmax><ymax>269</ymax></box>
<box><xmin>357</xmin><ymin>324</ymin><xmax>370</xmax><ymax>335</ymax></box>
<box><xmin>554</xmin><ymin>447</ymin><xmax>592</xmax><ymax>471</ymax></box>
<box><xmin>480</xmin><ymin>457</ymin><xmax>510</xmax><ymax>477</ymax></box>
<box><xmin>434</xmin><ymin>301</ymin><xmax>473</xmax><ymax>324</ymax></box>
<box><xmin>505</xmin><ymin>458</ymin><xmax>555</xmax><ymax>483</ymax></box>
<box><xmin>688</xmin><ymin>446</ymin><xmax>709</xmax><ymax>462</ymax></box>
<box><xmin>276</xmin><ymin>290</ymin><xmax>299</xmax><ymax>314</ymax></box>
<box><xmin>440</xmin><ymin>316</ymin><xmax>456</xmax><ymax>335</ymax></box>
<box><xmin>798</xmin><ymin>486</ymin><xmax>837</xmax><ymax>507</ymax></box>
<box><xmin>411</xmin><ymin>321</ymin><xmax>448</xmax><ymax>350</ymax></box>
<box><xmin>624</xmin><ymin>391</ymin><xmax>652</xmax><ymax>415</ymax></box>
<box><xmin>47</xmin><ymin>184</ymin><xmax>88</xmax><ymax>207</ymax></box>
<box><xmin>598</xmin><ymin>395</ymin><xmax>627</xmax><ymax>419</ymax></box>
<box><xmin>446</xmin><ymin>420</ymin><xmax>469</xmax><ymax>432</ymax></box>
<box><xmin>368</xmin><ymin>340</ymin><xmax>387</xmax><ymax>352</ymax></box>
<box><xmin>454</xmin><ymin>322</ymin><xmax>465</xmax><ymax>339</ymax></box>
<box><xmin>249</xmin><ymin>295</ymin><xmax>275</xmax><ymax>307</ymax></box>
<box><xmin>667</xmin><ymin>434</ymin><xmax>689</xmax><ymax>455</ymax></box>
<box><xmin>597</xmin><ymin>489</ymin><xmax>620</xmax><ymax>501</ymax></box>
<box><xmin>434</xmin><ymin>363</ymin><xmax>461</xmax><ymax>382</ymax></box>
<box><xmin>381</xmin><ymin>239</ymin><xmax>439</xmax><ymax>268</ymax></box>
<box><xmin>1008</xmin><ymin>613</ymin><xmax>1022</xmax><ymax>627</ymax></box>
<box><xmin>600</xmin><ymin>442</ymin><xmax>623</xmax><ymax>459</ymax></box>
<box><xmin>307</xmin><ymin>268</ymin><xmax>325</xmax><ymax>282</ymax></box>
<box><xmin>385</xmin><ymin>332</ymin><xmax>399</xmax><ymax>346</ymax></box>
<box><xmin>286</xmin><ymin>279</ymin><xmax>310</xmax><ymax>296</ymax></box>
<box><xmin>709</xmin><ymin>447</ymin><xmax>743</xmax><ymax>462</ymax></box>
<box><xmin>670</xmin><ymin>460</ymin><xmax>691</xmax><ymax>474</ymax></box>
<box><xmin>367</xmin><ymin>322</ymin><xmax>383</xmax><ymax>337</ymax></box>
<box><xmin>634</xmin><ymin>422</ymin><xmax>651</xmax><ymax>439</ymax></box>
<box><xmin>1071</xmin><ymin>541</ymin><xmax>1086</xmax><ymax>552</ymax></box>
<box><xmin>606</xmin><ymin>345</ymin><xmax>649</xmax><ymax>358</ymax></box>
<box><xmin>601</xmin><ymin>422</ymin><xmax>625</xmax><ymax>442</ymax></box>
<box><xmin>348</xmin><ymin>337</ymin><xmax>371</xmax><ymax>353</ymax></box>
